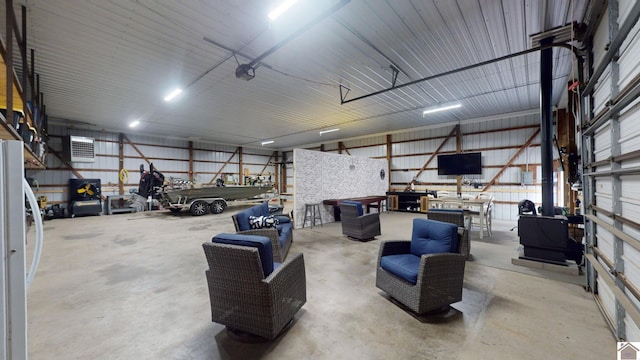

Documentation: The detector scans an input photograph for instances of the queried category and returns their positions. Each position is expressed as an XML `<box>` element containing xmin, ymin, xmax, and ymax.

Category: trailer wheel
<box><xmin>190</xmin><ymin>200</ymin><xmax>209</xmax><ymax>216</ymax></box>
<box><xmin>210</xmin><ymin>200</ymin><xmax>226</xmax><ymax>214</ymax></box>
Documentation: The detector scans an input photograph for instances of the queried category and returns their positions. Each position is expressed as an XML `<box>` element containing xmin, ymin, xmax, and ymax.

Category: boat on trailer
<box><xmin>160</xmin><ymin>185</ymin><xmax>273</xmax><ymax>216</ymax></box>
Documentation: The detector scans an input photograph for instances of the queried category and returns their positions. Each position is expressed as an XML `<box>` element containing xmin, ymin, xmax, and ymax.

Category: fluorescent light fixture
<box><xmin>129</xmin><ymin>120</ymin><xmax>140</xmax><ymax>128</ymax></box>
<box><xmin>163</xmin><ymin>88</ymin><xmax>183</xmax><ymax>102</ymax></box>
<box><xmin>261</xmin><ymin>140</ymin><xmax>275</xmax><ymax>146</ymax></box>
<box><xmin>422</xmin><ymin>103</ymin><xmax>462</xmax><ymax>116</ymax></box>
<box><xmin>268</xmin><ymin>0</ymin><xmax>298</xmax><ymax>20</ymax></box>
<box><xmin>319</xmin><ymin>128</ymin><xmax>340</xmax><ymax>135</ymax></box>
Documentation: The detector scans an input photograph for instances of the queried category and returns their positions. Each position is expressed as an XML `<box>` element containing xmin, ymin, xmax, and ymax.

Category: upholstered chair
<box><xmin>376</xmin><ymin>218</ymin><xmax>466</xmax><ymax>314</ymax></box>
<box><xmin>202</xmin><ymin>233</ymin><xmax>306</xmax><ymax>340</ymax></box>
<box><xmin>339</xmin><ymin>201</ymin><xmax>381</xmax><ymax>241</ymax></box>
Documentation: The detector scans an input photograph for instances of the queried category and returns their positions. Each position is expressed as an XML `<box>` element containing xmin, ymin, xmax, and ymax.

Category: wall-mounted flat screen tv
<box><xmin>437</xmin><ymin>152</ymin><xmax>482</xmax><ymax>175</ymax></box>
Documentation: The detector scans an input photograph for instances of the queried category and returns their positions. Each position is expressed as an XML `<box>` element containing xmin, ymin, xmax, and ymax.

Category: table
<box><xmin>323</xmin><ymin>195</ymin><xmax>387</xmax><ymax>220</ymax></box>
<box><xmin>428</xmin><ymin>198</ymin><xmax>492</xmax><ymax>239</ymax></box>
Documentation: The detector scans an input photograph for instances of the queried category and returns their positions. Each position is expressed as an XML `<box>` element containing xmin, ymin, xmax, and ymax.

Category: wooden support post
<box><xmin>557</xmin><ymin>106</ymin><xmax>579</xmax><ymax>212</ymax></box>
<box><xmin>282</xmin><ymin>152</ymin><xmax>289</xmax><ymax>194</ymax></box>
<box><xmin>456</xmin><ymin>124</ymin><xmax>462</xmax><ymax>195</ymax></box>
<box><xmin>338</xmin><ymin>142</ymin><xmax>351</xmax><ymax>155</ymax></box>
<box><xmin>188</xmin><ymin>141</ymin><xmax>194</xmax><ymax>181</ymax></box>
<box><xmin>238</xmin><ymin>146</ymin><xmax>244</xmax><ymax>185</ymax></box>
<box><xmin>275</xmin><ymin>152</ymin><xmax>280</xmax><ymax>193</ymax></box>
<box><xmin>386</xmin><ymin>134</ymin><xmax>392</xmax><ymax>191</ymax></box>
<box><xmin>118</xmin><ymin>133</ymin><xmax>124</xmax><ymax>195</ymax></box>
<box><xmin>20</xmin><ymin>6</ymin><xmax>27</xmax><ymax>104</ymax></box>
<box><xmin>6</xmin><ymin>0</ymin><xmax>14</xmax><ymax>127</ymax></box>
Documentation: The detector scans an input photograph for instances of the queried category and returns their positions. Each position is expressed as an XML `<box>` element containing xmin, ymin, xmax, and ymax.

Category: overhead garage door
<box><xmin>583</xmin><ymin>1</ymin><xmax>640</xmax><ymax>341</ymax></box>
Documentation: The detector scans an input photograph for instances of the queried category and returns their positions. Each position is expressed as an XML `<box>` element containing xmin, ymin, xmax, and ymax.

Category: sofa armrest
<box><xmin>358</xmin><ymin>212</ymin><xmax>380</xmax><ymax>225</ymax></box>
<box><xmin>458</xmin><ymin>227</ymin><xmax>470</xmax><ymax>259</ymax></box>
<box><xmin>264</xmin><ymin>253</ymin><xmax>307</xmax><ymax>314</ymax></box>
<box><xmin>265</xmin><ymin>253</ymin><xmax>305</xmax><ymax>289</ymax></box>
<box><xmin>417</xmin><ymin>253</ymin><xmax>466</xmax><ymax>288</ymax></box>
<box><xmin>275</xmin><ymin>215</ymin><xmax>291</xmax><ymax>223</ymax></box>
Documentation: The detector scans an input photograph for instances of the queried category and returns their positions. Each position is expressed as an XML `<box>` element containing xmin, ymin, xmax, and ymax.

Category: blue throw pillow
<box><xmin>410</xmin><ymin>218</ymin><xmax>459</xmax><ymax>256</ymax></box>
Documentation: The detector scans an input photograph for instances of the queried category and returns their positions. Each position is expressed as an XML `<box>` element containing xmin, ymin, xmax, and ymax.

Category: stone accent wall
<box><xmin>293</xmin><ymin>149</ymin><xmax>388</xmax><ymax>228</ymax></box>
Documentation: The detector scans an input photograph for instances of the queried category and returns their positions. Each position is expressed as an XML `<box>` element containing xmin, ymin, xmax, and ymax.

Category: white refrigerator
<box><xmin>1</xmin><ymin>140</ymin><xmax>27</xmax><ymax>360</ymax></box>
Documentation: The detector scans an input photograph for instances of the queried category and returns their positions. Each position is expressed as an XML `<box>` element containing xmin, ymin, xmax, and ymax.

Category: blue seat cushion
<box><xmin>341</xmin><ymin>200</ymin><xmax>363</xmax><ymax>216</ymax></box>
<box><xmin>380</xmin><ymin>254</ymin><xmax>421</xmax><ymax>285</ymax></box>
<box><xmin>410</xmin><ymin>218</ymin><xmax>459</xmax><ymax>256</ymax></box>
<box><xmin>212</xmin><ymin>233</ymin><xmax>274</xmax><ymax>277</ymax></box>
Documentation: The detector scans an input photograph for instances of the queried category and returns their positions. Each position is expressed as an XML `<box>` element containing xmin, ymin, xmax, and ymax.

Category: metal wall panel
<box><xmin>592</xmin><ymin>7</ymin><xmax>610</xmax><ymax>69</ymax></box>
<box><xmin>584</xmin><ymin>1</ymin><xmax>640</xmax><ymax>337</ymax></box>
<box><xmin>593</xmin><ymin>68</ymin><xmax>612</xmax><ymax>114</ymax></box>
<box><xmin>618</xmin><ymin>23</ymin><xmax>640</xmax><ymax>90</ymax></box>
<box><xmin>626</xmin><ymin>318</ymin><xmax>640</xmax><ymax>341</ymax></box>
<box><xmin>619</xmin><ymin>0</ymin><xmax>636</xmax><ymax>24</ymax></box>
<box><xmin>596</xmin><ymin>221</ymin><xmax>616</xmax><ymax>262</ymax></box>
<box><xmin>597</xmin><ymin>277</ymin><xmax>617</xmax><ymax>324</ymax></box>
<box><xmin>622</xmin><ymin>250</ymin><xmax>640</xmax><ymax>311</ymax></box>
<box><xmin>593</xmin><ymin>124</ymin><xmax>613</xmax><ymax>162</ymax></box>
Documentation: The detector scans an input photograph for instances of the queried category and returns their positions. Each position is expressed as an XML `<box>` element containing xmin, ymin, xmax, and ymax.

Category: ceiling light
<box><xmin>129</xmin><ymin>120</ymin><xmax>140</xmax><ymax>128</ymax></box>
<box><xmin>319</xmin><ymin>128</ymin><xmax>340</xmax><ymax>135</ymax></box>
<box><xmin>422</xmin><ymin>103</ymin><xmax>462</xmax><ymax>116</ymax></box>
<box><xmin>268</xmin><ymin>0</ymin><xmax>298</xmax><ymax>20</ymax></box>
<box><xmin>261</xmin><ymin>140</ymin><xmax>275</xmax><ymax>146</ymax></box>
<box><xmin>163</xmin><ymin>88</ymin><xmax>183</xmax><ymax>102</ymax></box>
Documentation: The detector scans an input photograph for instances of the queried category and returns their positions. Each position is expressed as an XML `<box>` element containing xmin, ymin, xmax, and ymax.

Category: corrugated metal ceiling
<box><xmin>3</xmin><ymin>0</ymin><xmax>590</xmax><ymax>149</ymax></box>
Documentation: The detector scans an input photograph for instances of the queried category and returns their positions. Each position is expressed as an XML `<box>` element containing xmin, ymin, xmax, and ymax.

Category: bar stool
<box><xmin>303</xmin><ymin>203</ymin><xmax>323</xmax><ymax>228</ymax></box>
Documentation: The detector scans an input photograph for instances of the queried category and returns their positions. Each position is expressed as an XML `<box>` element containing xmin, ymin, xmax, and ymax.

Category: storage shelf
<box><xmin>0</xmin><ymin>120</ymin><xmax>45</xmax><ymax>169</ymax></box>
<box><xmin>387</xmin><ymin>191</ymin><xmax>437</xmax><ymax>213</ymax></box>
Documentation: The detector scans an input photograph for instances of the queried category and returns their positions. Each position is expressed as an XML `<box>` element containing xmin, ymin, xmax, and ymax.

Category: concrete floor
<box><xmin>25</xmin><ymin>207</ymin><xmax>614</xmax><ymax>359</ymax></box>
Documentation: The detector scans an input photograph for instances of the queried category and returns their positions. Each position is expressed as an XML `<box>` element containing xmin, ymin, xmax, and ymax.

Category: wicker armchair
<box><xmin>339</xmin><ymin>202</ymin><xmax>381</xmax><ymax>241</ymax></box>
<box><xmin>376</xmin><ymin>218</ymin><xmax>466</xmax><ymax>314</ymax></box>
<box><xmin>202</xmin><ymin>233</ymin><xmax>306</xmax><ymax>340</ymax></box>
<box><xmin>426</xmin><ymin>209</ymin><xmax>471</xmax><ymax>259</ymax></box>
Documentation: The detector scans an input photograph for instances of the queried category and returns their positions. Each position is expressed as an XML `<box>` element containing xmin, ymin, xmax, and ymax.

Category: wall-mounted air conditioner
<box><xmin>63</xmin><ymin>136</ymin><xmax>95</xmax><ymax>163</ymax></box>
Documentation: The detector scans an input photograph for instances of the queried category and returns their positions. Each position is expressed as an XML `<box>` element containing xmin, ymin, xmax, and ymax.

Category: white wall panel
<box><xmin>592</xmin><ymin>8</ymin><xmax>610</xmax><ymax>70</ymax></box>
<box><xmin>622</xmin><ymin>249</ymin><xmax>640</xmax><ymax>312</ymax></box>
<box><xmin>618</xmin><ymin>22</ymin><xmax>640</xmax><ymax>91</ymax></box>
<box><xmin>597</xmin><ymin>277</ymin><xmax>617</xmax><ymax>324</ymax></box>
<box><xmin>619</xmin><ymin>0</ymin><xmax>636</xmax><ymax>25</ymax></box>
<box><xmin>619</xmin><ymin>102</ymin><xmax>640</xmax><ymax>155</ymax></box>
<box><xmin>584</xmin><ymin>2</ymin><xmax>640</xmax><ymax>340</ymax></box>
<box><xmin>593</xmin><ymin>124</ymin><xmax>612</xmax><ymax>162</ymax></box>
<box><xmin>592</xmin><ymin>68</ymin><xmax>612</xmax><ymax>115</ymax></box>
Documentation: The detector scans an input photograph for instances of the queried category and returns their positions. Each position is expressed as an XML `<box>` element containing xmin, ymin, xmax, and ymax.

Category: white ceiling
<box><xmin>5</xmin><ymin>0</ymin><xmax>591</xmax><ymax>149</ymax></box>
